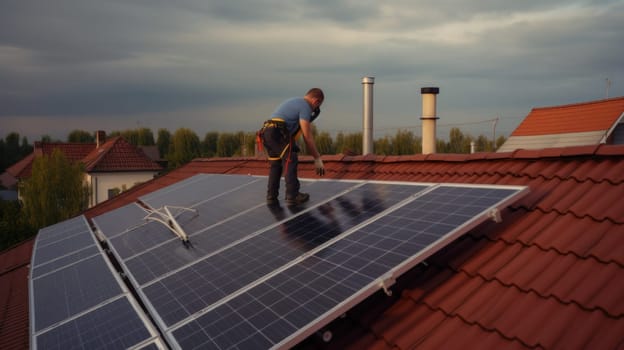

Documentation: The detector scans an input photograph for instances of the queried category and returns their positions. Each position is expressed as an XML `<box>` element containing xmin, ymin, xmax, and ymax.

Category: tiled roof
<box><xmin>13</xmin><ymin>143</ymin><xmax>95</xmax><ymax>178</ymax></box>
<box><xmin>3</xmin><ymin>145</ymin><xmax>622</xmax><ymax>349</ymax></box>
<box><xmin>0</xmin><ymin>239</ymin><xmax>33</xmax><ymax>350</ymax></box>
<box><xmin>9</xmin><ymin>138</ymin><xmax>161</xmax><ymax>178</ymax></box>
<box><xmin>81</xmin><ymin>145</ymin><xmax>624</xmax><ymax>349</ymax></box>
<box><xmin>498</xmin><ymin>97</ymin><xmax>624</xmax><ymax>152</ymax></box>
<box><xmin>82</xmin><ymin>137</ymin><xmax>163</xmax><ymax>172</ymax></box>
<box><xmin>511</xmin><ymin>96</ymin><xmax>624</xmax><ymax>136</ymax></box>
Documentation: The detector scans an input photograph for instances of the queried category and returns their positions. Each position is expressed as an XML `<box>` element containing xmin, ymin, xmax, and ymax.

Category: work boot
<box><xmin>285</xmin><ymin>192</ymin><xmax>310</xmax><ymax>205</ymax></box>
<box><xmin>266</xmin><ymin>194</ymin><xmax>278</xmax><ymax>204</ymax></box>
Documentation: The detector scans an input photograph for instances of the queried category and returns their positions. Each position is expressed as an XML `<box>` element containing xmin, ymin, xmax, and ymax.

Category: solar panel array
<box><xmin>31</xmin><ymin>174</ymin><xmax>527</xmax><ymax>349</ymax></box>
<box><xmin>29</xmin><ymin>216</ymin><xmax>165</xmax><ymax>350</ymax></box>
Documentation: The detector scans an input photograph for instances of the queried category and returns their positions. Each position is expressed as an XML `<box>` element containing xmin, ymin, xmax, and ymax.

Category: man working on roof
<box><xmin>259</xmin><ymin>88</ymin><xmax>325</xmax><ymax>205</ymax></box>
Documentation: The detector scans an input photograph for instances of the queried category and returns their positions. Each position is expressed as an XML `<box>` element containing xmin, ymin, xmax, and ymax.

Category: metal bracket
<box><xmin>144</xmin><ymin>206</ymin><xmax>197</xmax><ymax>245</ymax></box>
<box><xmin>378</xmin><ymin>274</ymin><xmax>396</xmax><ymax>296</ymax></box>
<box><xmin>488</xmin><ymin>208</ymin><xmax>502</xmax><ymax>223</ymax></box>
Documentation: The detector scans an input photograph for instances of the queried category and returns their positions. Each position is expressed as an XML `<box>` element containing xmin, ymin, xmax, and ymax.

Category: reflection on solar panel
<box><xmin>29</xmin><ymin>215</ymin><xmax>165</xmax><ymax>349</ymax></box>
<box><xmin>32</xmin><ymin>174</ymin><xmax>527</xmax><ymax>349</ymax></box>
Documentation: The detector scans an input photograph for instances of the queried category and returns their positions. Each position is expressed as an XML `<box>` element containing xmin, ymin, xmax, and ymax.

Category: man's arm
<box><xmin>299</xmin><ymin>119</ymin><xmax>321</xmax><ymax>159</ymax></box>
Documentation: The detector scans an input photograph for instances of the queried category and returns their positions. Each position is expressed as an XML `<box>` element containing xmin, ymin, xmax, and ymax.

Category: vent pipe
<box><xmin>96</xmin><ymin>130</ymin><xmax>106</xmax><ymax>148</ymax></box>
<box><xmin>420</xmin><ymin>87</ymin><xmax>439</xmax><ymax>154</ymax></box>
<box><xmin>362</xmin><ymin>76</ymin><xmax>375</xmax><ymax>155</ymax></box>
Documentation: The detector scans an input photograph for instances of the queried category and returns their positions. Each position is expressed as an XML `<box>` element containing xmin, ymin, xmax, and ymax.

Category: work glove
<box><xmin>314</xmin><ymin>158</ymin><xmax>325</xmax><ymax>176</ymax></box>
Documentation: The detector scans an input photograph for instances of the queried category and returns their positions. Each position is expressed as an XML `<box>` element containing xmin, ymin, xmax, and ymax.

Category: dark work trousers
<box><xmin>267</xmin><ymin>146</ymin><xmax>300</xmax><ymax>199</ymax></box>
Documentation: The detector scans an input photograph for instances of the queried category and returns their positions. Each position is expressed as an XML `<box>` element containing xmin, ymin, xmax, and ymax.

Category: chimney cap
<box><xmin>362</xmin><ymin>76</ymin><xmax>375</xmax><ymax>84</ymax></box>
<box><xmin>421</xmin><ymin>87</ymin><xmax>439</xmax><ymax>94</ymax></box>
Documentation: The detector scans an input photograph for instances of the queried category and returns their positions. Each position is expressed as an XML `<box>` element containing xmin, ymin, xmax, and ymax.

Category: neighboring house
<box><xmin>6</xmin><ymin>132</ymin><xmax>162</xmax><ymax>207</ymax></box>
<box><xmin>0</xmin><ymin>154</ymin><xmax>33</xmax><ymax>190</ymax></box>
<box><xmin>498</xmin><ymin>96</ymin><xmax>624</xmax><ymax>152</ymax></box>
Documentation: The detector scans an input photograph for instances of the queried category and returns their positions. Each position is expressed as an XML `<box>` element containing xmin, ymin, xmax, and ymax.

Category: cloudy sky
<box><xmin>1</xmin><ymin>0</ymin><xmax>623</xmax><ymax>142</ymax></box>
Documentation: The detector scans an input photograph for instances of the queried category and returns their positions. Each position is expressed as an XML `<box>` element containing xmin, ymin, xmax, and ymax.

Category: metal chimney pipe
<box><xmin>420</xmin><ymin>87</ymin><xmax>439</xmax><ymax>154</ymax></box>
<box><xmin>362</xmin><ymin>76</ymin><xmax>375</xmax><ymax>155</ymax></box>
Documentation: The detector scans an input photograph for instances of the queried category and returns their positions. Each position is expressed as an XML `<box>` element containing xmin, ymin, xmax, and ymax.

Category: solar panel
<box><xmin>29</xmin><ymin>215</ymin><xmax>166</xmax><ymax>350</ymax></box>
<box><xmin>32</xmin><ymin>216</ymin><xmax>96</xmax><ymax>267</ymax></box>
<box><xmin>140</xmin><ymin>174</ymin><xmax>261</xmax><ymax>208</ymax></box>
<box><xmin>165</xmin><ymin>183</ymin><xmax>527</xmax><ymax>349</ymax></box>
<box><xmin>139</xmin><ymin>183</ymin><xmax>428</xmax><ymax>329</ymax></box>
<box><xmin>32</xmin><ymin>175</ymin><xmax>527</xmax><ymax>350</ymax></box>
<box><xmin>35</xmin><ymin>296</ymin><xmax>155</xmax><ymax>350</ymax></box>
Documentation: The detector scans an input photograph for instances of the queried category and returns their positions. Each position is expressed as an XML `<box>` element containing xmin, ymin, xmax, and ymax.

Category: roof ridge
<box><xmin>82</xmin><ymin>137</ymin><xmax>119</xmax><ymax>171</ymax></box>
<box><xmin>531</xmin><ymin>95</ymin><xmax>624</xmax><ymax>112</ymax></box>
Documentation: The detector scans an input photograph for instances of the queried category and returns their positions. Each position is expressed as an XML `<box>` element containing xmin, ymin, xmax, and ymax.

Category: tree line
<box><xmin>1</xmin><ymin>127</ymin><xmax>506</xmax><ymax>175</ymax></box>
<box><xmin>0</xmin><ymin>127</ymin><xmax>506</xmax><ymax>251</ymax></box>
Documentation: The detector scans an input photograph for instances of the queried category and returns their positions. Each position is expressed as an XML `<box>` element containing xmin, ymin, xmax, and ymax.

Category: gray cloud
<box><xmin>1</xmin><ymin>0</ymin><xmax>623</xmax><ymax>141</ymax></box>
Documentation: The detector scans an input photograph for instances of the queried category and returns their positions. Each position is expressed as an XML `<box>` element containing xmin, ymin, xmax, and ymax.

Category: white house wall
<box><xmin>87</xmin><ymin>172</ymin><xmax>158</xmax><ymax>207</ymax></box>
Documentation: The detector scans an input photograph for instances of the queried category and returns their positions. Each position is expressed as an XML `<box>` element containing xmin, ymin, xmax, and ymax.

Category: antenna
<box><xmin>606</xmin><ymin>78</ymin><xmax>612</xmax><ymax>98</ymax></box>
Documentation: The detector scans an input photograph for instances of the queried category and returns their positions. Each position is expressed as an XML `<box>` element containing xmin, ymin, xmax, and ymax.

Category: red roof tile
<box><xmin>511</xmin><ymin>96</ymin><xmax>624</xmax><ymax>136</ymax></box>
<box><xmin>10</xmin><ymin>138</ymin><xmax>162</xmax><ymax>179</ymax></box>
<box><xmin>0</xmin><ymin>239</ymin><xmax>33</xmax><ymax>350</ymax></box>
<box><xmin>82</xmin><ymin>137</ymin><xmax>162</xmax><ymax>172</ymax></box>
<box><xmin>4</xmin><ymin>143</ymin><xmax>624</xmax><ymax>349</ymax></box>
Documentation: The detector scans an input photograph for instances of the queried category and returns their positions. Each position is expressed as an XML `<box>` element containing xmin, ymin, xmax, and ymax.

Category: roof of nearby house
<box><xmin>1</xmin><ymin>153</ymin><xmax>34</xmax><ymax>187</ymax></box>
<box><xmin>82</xmin><ymin>137</ymin><xmax>163</xmax><ymax>172</ymax></box>
<box><xmin>0</xmin><ymin>239</ymin><xmax>34</xmax><ymax>350</ymax></box>
<box><xmin>498</xmin><ymin>96</ymin><xmax>624</xmax><ymax>152</ymax></box>
<box><xmin>3</xmin><ymin>144</ymin><xmax>623</xmax><ymax>349</ymax></box>
<box><xmin>7</xmin><ymin>138</ymin><xmax>162</xmax><ymax>179</ymax></box>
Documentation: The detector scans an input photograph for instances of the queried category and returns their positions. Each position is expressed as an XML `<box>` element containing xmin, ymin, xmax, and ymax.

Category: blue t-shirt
<box><xmin>271</xmin><ymin>97</ymin><xmax>320</xmax><ymax>135</ymax></box>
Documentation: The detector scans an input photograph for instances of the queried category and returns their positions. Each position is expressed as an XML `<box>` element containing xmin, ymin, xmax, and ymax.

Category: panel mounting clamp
<box><xmin>144</xmin><ymin>205</ymin><xmax>197</xmax><ymax>246</ymax></box>
<box><xmin>488</xmin><ymin>208</ymin><xmax>502</xmax><ymax>223</ymax></box>
<box><xmin>378</xmin><ymin>274</ymin><xmax>396</xmax><ymax>296</ymax></box>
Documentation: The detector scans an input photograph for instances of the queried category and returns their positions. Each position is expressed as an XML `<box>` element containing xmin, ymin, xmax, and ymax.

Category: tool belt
<box><xmin>257</xmin><ymin>118</ymin><xmax>291</xmax><ymax>160</ymax></box>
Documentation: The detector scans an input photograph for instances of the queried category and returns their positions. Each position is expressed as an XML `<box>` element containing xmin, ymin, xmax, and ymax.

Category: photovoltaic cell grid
<box><xmin>120</xmin><ymin>180</ymin><xmax>362</xmax><ymax>287</ymax></box>
<box><xmin>29</xmin><ymin>215</ymin><xmax>164</xmax><ymax>350</ymax></box>
<box><xmin>140</xmin><ymin>182</ymin><xmax>427</xmax><ymax>329</ymax></box>
<box><xmin>170</xmin><ymin>184</ymin><xmax>527</xmax><ymax>349</ymax></box>
<box><xmin>139</xmin><ymin>174</ymin><xmax>260</xmax><ymax>209</ymax></box>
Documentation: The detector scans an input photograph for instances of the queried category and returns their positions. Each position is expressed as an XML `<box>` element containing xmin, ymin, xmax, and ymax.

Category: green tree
<box><xmin>157</xmin><ymin>128</ymin><xmax>171</xmax><ymax>158</ymax></box>
<box><xmin>373</xmin><ymin>135</ymin><xmax>392</xmax><ymax>155</ymax></box>
<box><xmin>393</xmin><ymin>130</ymin><xmax>417</xmax><ymax>155</ymax></box>
<box><xmin>447</xmin><ymin>127</ymin><xmax>466</xmax><ymax>153</ymax></box>
<box><xmin>136</xmin><ymin>128</ymin><xmax>155</xmax><ymax>145</ymax></box>
<box><xmin>242</xmin><ymin>132</ymin><xmax>256</xmax><ymax>157</ymax></box>
<box><xmin>4</xmin><ymin>132</ymin><xmax>21</xmax><ymax>166</ymax></box>
<box><xmin>167</xmin><ymin>128</ymin><xmax>201</xmax><ymax>168</ymax></box>
<box><xmin>216</xmin><ymin>132</ymin><xmax>239</xmax><ymax>157</ymax></box>
<box><xmin>21</xmin><ymin>136</ymin><xmax>33</xmax><ymax>156</ymax></box>
<box><xmin>316</xmin><ymin>131</ymin><xmax>334</xmax><ymax>155</ymax></box>
<box><xmin>202</xmin><ymin>131</ymin><xmax>219</xmax><ymax>157</ymax></box>
<box><xmin>20</xmin><ymin>149</ymin><xmax>89</xmax><ymax>230</ymax></box>
<box><xmin>67</xmin><ymin>130</ymin><xmax>95</xmax><ymax>143</ymax></box>
<box><xmin>40</xmin><ymin>135</ymin><xmax>53</xmax><ymax>143</ymax></box>
<box><xmin>0</xmin><ymin>200</ymin><xmax>33</xmax><ymax>250</ymax></box>
<box><xmin>475</xmin><ymin>135</ymin><xmax>491</xmax><ymax>152</ymax></box>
